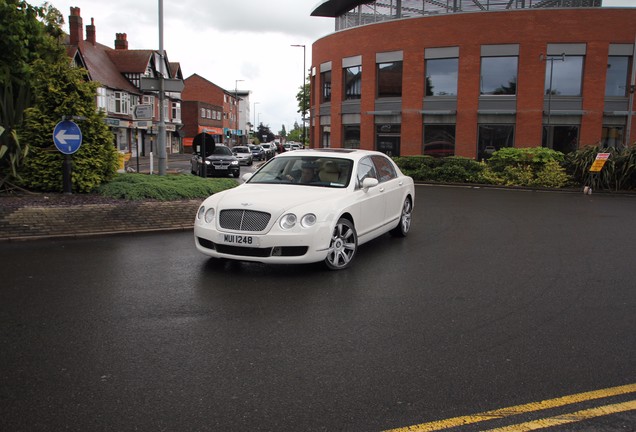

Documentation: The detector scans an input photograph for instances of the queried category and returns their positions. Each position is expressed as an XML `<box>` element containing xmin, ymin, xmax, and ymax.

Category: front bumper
<box><xmin>194</xmin><ymin>222</ymin><xmax>332</xmax><ymax>264</ymax></box>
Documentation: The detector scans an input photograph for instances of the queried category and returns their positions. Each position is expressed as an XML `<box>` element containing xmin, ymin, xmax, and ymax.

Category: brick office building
<box><xmin>309</xmin><ymin>1</ymin><xmax>636</xmax><ymax>158</ymax></box>
<box><xmin>182</xmin><ymin>74</ymin><xmax>251</xmax><ymax>151</ymax></box>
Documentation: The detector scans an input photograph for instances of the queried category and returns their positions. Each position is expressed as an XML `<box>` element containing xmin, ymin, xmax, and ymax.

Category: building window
<box><xmin>343</xmin><ymin>125</ymin><xmax>360</xmax><ymax>148</ymax></box>
<box><xmin>321</xmin><ymin>70</ymin><xmax>332</xmax><ymax>103</ymax></box>
<box><xmin>542</xmin><ymin>125</ymin><xmax>579</xmax><ymax>154</ymax></box>
<box><xmin>425</xmin><ymin>58</ymin><xmax>458</xmax><ymax>96</ymax></box>
<box><xmin>606</xmin><ymin>56</ymin><xmax>630</xmax><ymax>97</ymax></box>
<box><xmin>114</xmin><ymin>91</ymin><xmax>130</xmax><ymax>114</ymax></box>
<box><xmin>321</xmin><ymin>125</ymin><xmax>331</xmax><ymax>148</ymax></box>
<box><xmin>602</xmin><ymin>125</ymin><xmax>625</xmax><ymax>149</ymax></box>
<box><xmin>481</xmin><ymin>56</ymin><xmax>517</xmax><ymax>95</ymax></box>
<box><xmin>376</xmin><ymin>124</ymin><xmax>401</xmax><ymax>156</ymax></box>
<box><xmin>200</xmin><ymin>108</ymin><xmax>206</xmax><ymax>118</ymax></box>
<box><xmin>544</xmin><ymin>56</ymin><xmax>584</xmax><ymax>96</ymax></box>
<box><xmin>478</xmin><ymin>124</ymin><xmax>514</xmax><ymax>160</ymax></box>
<box><xmin>142</xmin><ymin>95</ymin><xmax>155</xmax><ymax>117</ymax></box>
<box><xmin>377</xmin><ymin>61</ymin><xmax>403</xmax><ymax>98</ymax></box>
<box><xmin>343</xmin><ymin>66</ymin><xmax>362</xmax><ymax>100</ymax></box>
<box><xmin>172</xmin><ymin>102</ymin><xmax>181</xmax><ymax>123</ymax></box>
<box><xmin>96</xmin><ymin>87</ymin><xmax>107</xmax><ymax>112</ymax></box>
<box><xmin>423</xmin><ymin>125</ymin><xmax>455</xmax><ymax>157</ymax></box>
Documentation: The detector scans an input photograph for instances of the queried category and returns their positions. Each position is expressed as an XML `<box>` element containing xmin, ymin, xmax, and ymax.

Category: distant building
<box><xmin>64</xmin><ymin>7</ymin><xmax>184</xmax><ymax>156</ymax></box>
<box><xmin>181</xmin><ymin>74</ymin><xmax>251</xmax><ymax>150</ymax></box>
<box><xmin>310</xmin><ymin>0</ymin><xmax>636</xmax><ymax>157</ymax></box>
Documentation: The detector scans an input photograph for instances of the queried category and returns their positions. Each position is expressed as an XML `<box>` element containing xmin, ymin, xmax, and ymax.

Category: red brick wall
<box><xmin>311</xmin><ymin>8</ymin><xmax>636</xmax><ymax>156</ymax></box>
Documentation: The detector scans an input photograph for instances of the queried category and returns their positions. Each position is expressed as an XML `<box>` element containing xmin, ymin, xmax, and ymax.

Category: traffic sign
<box><xmin>53</xmin><ymin>120</ymin><xmax>82</xmax><ymax>155</ymax></box>
<box><xmin>133</xmin><ymin>104</ymin><xmax>153</xmax><ymax>120</ymax></box>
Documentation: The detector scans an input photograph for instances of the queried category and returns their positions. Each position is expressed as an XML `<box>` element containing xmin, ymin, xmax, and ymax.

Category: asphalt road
<box><xmin>1</xmin><ymin>185</ymin><xmax>635</xmax><ymax>431</ymax></box>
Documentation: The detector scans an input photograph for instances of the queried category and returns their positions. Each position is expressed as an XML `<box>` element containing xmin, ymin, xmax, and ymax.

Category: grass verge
<box><xmin>98</xmin><ymin>173</ymin><xmax>239</xmax><ymax>200</ymax></box>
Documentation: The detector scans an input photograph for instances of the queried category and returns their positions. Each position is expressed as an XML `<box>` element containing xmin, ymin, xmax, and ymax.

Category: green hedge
<box><xmin>394</xmin><ymin>147</ymin><xmax>572</xmax><ymax>189</ymax></box>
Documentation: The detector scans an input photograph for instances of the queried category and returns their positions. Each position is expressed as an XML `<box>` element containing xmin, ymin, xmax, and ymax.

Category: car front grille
<box><xmin>219</xmin><ymin>209</ymin><xmax>271</xmax><ymax>232</ymax></box>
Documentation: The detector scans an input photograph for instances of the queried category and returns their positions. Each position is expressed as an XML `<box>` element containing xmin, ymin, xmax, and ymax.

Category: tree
<box><xmin>18</xmin><ymin>57</ymin><xmax>118</xmax><ymax>192</ymax></box>
<box><xmin>279</xmin><ymin>124</ymin><xmax>287</xmax><ymax>138</ymax></box>
<box><xmin>256</xmin><ymin>123</ymin><xmax>275</xmax><ymax>143</ymax></box>
<box><xmin>0</xmin><ymin>1</ymin><xmax>117</xmax><ymax>193</ymax></box>
<box><xmin>0</xmin><ymin>0</ymin><xmax>62</xmax><ymax>190</ymax></box>
<box><xmin>286</xmin><ymin>121</ymin><xmax>303</xmax><ymax>143</ymax></box>
<box><xmin>295</xmin><ymin>76</ymin><xmax>310</xmax><ymax>121</ymax></box>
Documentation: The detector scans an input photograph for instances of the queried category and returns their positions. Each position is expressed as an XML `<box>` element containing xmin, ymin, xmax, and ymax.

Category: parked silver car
<box><xmin>232</xmin><ymin>146</ymin><xmax>254</xmax><ymax>166</ymax></box>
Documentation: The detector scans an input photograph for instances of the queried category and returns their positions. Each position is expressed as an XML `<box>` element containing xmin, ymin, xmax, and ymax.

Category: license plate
<box><xmin>215</xmin><ymin>165</ymin><xmax>228</xmax><ymax>170</ymax></box>
<box><xmin>221</xmin><ymin>234</ymin><xmax>258</xmax><ymax>247</ymax></box>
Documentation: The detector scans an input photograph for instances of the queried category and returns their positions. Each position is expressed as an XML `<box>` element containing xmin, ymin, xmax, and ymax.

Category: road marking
<box><xmin>484</xmin><ymin>400</ymin><xmax>636</xmax><ymax>431</ymax></box>
<box><xmin>384</xmin><ymin>383</ymin><xmax>636</xmax><ymax>431</ymax></box>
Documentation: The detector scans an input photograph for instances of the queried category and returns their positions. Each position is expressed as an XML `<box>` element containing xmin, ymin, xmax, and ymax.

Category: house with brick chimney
<box><xmin>64</xmin><ymin>7</ymin><xmax>184</xmax><ymax>156</ymax></box>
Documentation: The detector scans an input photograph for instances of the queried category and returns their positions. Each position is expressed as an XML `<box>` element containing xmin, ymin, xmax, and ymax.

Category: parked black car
<box><xmin>191</xmin><ymin>145</ymin><xmax>240</xmax><ymax>177</ymax></box>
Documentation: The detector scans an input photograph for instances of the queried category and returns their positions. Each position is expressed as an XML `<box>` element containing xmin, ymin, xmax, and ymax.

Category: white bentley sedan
<box><xmin>194</xmin><ymin>148</ymin><xmax>415</xmax><ymax>270</ymax></box>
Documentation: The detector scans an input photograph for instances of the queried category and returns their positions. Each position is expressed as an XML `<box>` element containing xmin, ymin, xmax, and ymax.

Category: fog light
<box><xmin>271</xmin><ymin>247</ymin><xmax>282</xmax><ymax>256</ymax></box>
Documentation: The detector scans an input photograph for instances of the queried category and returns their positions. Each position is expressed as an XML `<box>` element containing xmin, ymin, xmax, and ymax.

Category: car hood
<box><xmin>213</xmin><ymin>184</ymin><xmax>345</xmax><ymax>217</ymax></box>
<box><xmin>206</xmin><ymin>154</ymin><xmax>237</xmax><ymax>161</ymax></box>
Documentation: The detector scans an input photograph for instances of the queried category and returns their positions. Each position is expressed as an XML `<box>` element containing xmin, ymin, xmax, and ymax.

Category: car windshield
<box><xmin>248</xmin><ymin>156</ymin><xmax>352</xmax><ymax>188</ymax></box>
<box><xmin>249</xmin><ymin>146</ymin><xmax>260</xmax><ymax>151</ymax></box>
<box><xmin>234</xmin><ymin>147</ymin><xmax>249</xmax><ymax>153</ymax></box>
<box><xmin>212</xmin><ymin>146</ymin><xmax>233</xmax><ymax>156</ymax></box>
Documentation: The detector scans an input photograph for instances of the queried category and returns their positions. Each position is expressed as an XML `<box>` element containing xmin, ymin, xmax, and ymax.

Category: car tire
<box><xmin>390</xmin><ymin>197</ymin><xmax>412</xmax><ymax>237</ymax></box>
<box><xmin>324</xmin><ymin>218</ymin><xmax>358</xmax><ymax>270</ymax></box>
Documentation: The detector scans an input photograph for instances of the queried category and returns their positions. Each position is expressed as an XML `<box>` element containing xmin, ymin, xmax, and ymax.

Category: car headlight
<box><xmin>204</xmin><ymin>208</ymin><xmax>215</xmax><ymax>223</ymax></box>
<box><xmin>197</xmin><ymin>206</ymin><xmax>205</xmax><ymax>220</ymax></box>
<box><xmin>205</xmin><ymin>160</ymin><xmax>211</xmax><ymax>165</ymax></box>
<box><xmin>301</xmin><ymin>213</ymin><xmax>317</xmax><ymax>228</ymax></box>
<box><xmin>231</xmin><ymin>161</ymin><xmax>239</xmax><ymax>166</ymax></box>
<box><xmin>279</xmin><ymin>213</ymin><xmax>297</xmax><ymax>230</ymax></box>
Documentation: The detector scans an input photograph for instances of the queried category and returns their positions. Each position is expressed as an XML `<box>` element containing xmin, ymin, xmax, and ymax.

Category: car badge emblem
<box><xmin>241</xmin><ymin>202</ymin><xmax>253</xmax><ymax>207</ymax></box>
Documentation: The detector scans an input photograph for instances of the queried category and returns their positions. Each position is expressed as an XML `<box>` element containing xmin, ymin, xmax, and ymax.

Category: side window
<box><xmin>357</xmin><ymin>157</ymin><xmax>377</xmax><ymax>187</ymax></box>
<box><xmin>372</xmin><ymin>155</ymin><xmax>397</xmax><ymax>182</ymax></box>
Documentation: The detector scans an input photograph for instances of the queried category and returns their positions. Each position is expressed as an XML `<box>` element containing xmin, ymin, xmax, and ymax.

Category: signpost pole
<box><xmin>63</xmin><ymin>155</ymin><xmax>72</xmax><ymax>194</ymax></box>
<box><xmin>53</xmin><ymin>119</ymin><xmax>83</xmax><ymax>193</ymax></box>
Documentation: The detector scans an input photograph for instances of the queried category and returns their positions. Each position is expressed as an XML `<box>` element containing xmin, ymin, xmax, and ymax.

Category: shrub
<box><xmin>487</xmin><ymin>147</ymin><xmax>564</xmax><ymax>173</ymax></box>
<box><xmin>565</xmin><ymin>145</ymin><xmax>636</xmax><ymax>191</ymax></box>
<box><xmin>532</xmin><ymin>159</ymin><xmax>571</xmax><ymax>188</ymax></box>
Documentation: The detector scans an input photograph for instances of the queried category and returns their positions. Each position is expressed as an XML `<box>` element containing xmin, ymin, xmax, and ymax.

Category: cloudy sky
<box><xmin>47</xmin><ymin>0</ymin><xmax>634</xmax><ymax>133</ymax></box>
<box><xmin>48</xmin><ymin>0</ymin><xmax>334</xmax><ymax>133</ymax></box>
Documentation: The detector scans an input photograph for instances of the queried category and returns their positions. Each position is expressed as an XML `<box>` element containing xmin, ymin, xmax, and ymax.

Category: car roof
<box><xmin>276</xmin><ymin>148</ymin><xmax>387</xmax><ymax>161</ymax></box>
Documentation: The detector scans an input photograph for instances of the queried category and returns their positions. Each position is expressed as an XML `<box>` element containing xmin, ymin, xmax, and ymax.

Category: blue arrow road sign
<box><xmin>53</xmin><ymin>120</ymin><xmax>83</xmax><ymax>155</ymax></box>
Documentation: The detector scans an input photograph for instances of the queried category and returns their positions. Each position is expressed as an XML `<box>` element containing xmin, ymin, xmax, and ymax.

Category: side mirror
<box><xmin>241</xmin><ymin>173</ymin><xmax>253</xmax><ymax>182</ymax></box>
<box><xmin>361</xmin><ymin>177</ymin><xmax>379</xmax><ymax>190</ymax></box>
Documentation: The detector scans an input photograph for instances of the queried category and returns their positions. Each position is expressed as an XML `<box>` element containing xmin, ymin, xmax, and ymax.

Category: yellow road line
<box><xmin>385</xmin><ymin>383</ymin><xmax>636</xmax><ymax>432</ymax></box>
<box><xmin>484</xmin><ymin>399</ymin><xmax>636</xmax><ymax>431</ymax></box>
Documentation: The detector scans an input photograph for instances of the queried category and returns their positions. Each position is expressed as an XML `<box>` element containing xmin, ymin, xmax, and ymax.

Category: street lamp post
<box><xmin>253</xmin><ymin>101</ymin><xmax>260</xmax><ymax>141</ymax></box>
<box><xmin>157</xmin><ymin>0</ymin><xmax>167</xmax><ymax>175</ymax></box>
<box><xmin>291</xmin><ymin>44</ymin><xmax>306</xmax><ymax>147</ymax></box>
<box><xmin>542</xmin><ymin>53</ymin><xmax>565</xmax><ymax>148</ymax></box>
<box><xmin>234</xmin><ymin>79</ymin><xmax>244</xmax><ymax>146</ymax></box>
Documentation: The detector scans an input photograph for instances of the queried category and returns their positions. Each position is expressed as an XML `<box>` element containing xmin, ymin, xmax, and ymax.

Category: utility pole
<box><xmin>157</xmin><ymin>0</ymin><xmax>167</xmax><ymax>175</ymax></box>
<box><xmin>291</xmin><ymin>44</ymin><xmax>306</xmax><ymax>147</ymax></box>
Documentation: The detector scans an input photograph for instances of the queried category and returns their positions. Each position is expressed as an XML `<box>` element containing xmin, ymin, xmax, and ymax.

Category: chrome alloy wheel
<box><xmin>325</xmin><ymin>218</ymin><xmax>358</xmax><ymax>270</ymax></box>
<box><xmin>391</xmin><ymin>197</ymin><xmax>412</xmax><ymax>237</ymax></box>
